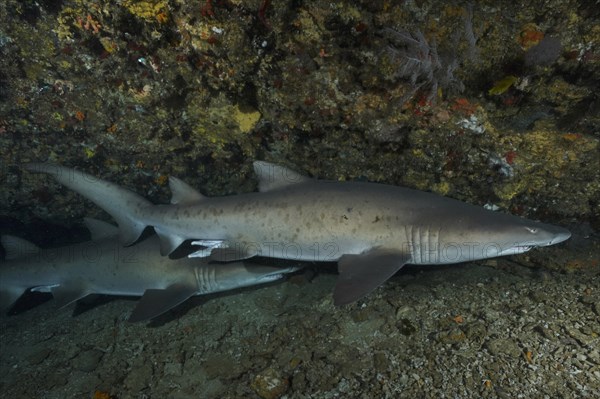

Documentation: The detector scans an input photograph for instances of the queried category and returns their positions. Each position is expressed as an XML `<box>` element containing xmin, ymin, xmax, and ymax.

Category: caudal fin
<box><xmin>24</xmin><ymin>163</ymin><xmax>152</xmax><ymax>245</ymax></box>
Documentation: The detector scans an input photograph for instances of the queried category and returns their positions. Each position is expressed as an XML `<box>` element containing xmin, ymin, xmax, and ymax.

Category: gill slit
<box><xmin>404</xmin><ymin>225</ymin><xmax>441</xmax><ymax>263</ymax></box>
<box><xmin>194</xmin><ymin>265</ymin><xmax>217</xmax><ymax>292</ymax></box>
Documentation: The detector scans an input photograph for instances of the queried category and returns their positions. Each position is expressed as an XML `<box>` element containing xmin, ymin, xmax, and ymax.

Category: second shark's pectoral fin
<box><xmin>51</xmin><ymin>283</ymin><xmax>92</xmax><ymax>309</ymax></box>
<box><xmin>129</xmin><ymin>284</ymin><xmax>198</xmax><ymax>323</ymax></box>
<box><xmin>333</xmin><ymin>248</ymin><xmax>411</xmax><ymax>306</ymax></box>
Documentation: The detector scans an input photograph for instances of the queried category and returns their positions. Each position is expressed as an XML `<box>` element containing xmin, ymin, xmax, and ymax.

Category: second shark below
<box><xmin>0</xmin><ymin>218</ymin><xmax>300</xmax><ymax>322</ymax></box>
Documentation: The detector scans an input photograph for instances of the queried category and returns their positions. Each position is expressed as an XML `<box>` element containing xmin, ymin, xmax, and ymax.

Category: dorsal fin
<box><xmin>169</xmin><ymin>176</ymin><xmax>205</xmax><ymax>205</ymax></box>
<box><xmin>1</xmin><ymin>235</ymin><xmax>41</xmax><ymax>260</ymax></box>
<box><xmin>252</xmin><ymin>161</ymin><xmax>309</xmax><ymax>192</ymax></box>
<box><xmin>83</xmin><ymin>218</ymin><xmax>119</xmax><ymax>241</ymax></box>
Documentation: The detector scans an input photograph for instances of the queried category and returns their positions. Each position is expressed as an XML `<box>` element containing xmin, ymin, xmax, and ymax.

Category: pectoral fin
<box><xmin>51</xmin><ymin>283</ymin><xmax>92</xmax><ymax>309</ymax></box>
<box><xmin>333</xmin><ymin>248</ymin><xmax>411</xmax><ymax>306</ymax></box>
<box><xmin>128</xmin><ymin>283</ymin><xmax>197</xmax><ymax>322</ymax></box>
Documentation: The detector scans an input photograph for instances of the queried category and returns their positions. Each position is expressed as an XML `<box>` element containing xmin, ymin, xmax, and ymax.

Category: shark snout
<box><xmin>549</xmin><ymin>227</ymin><xmax>571</xmax><ymax>245</ymax></box>
<box><xmin>530</xmin><ymin>223</ymin><xmax>571</xmax><ymax>247</ymax></box>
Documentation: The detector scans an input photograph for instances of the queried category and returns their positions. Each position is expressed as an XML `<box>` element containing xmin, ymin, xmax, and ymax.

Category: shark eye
<box><xmin>525</xmin><ymin>227</ymin><xmax>538</xmax><ymax>234</ymax></box>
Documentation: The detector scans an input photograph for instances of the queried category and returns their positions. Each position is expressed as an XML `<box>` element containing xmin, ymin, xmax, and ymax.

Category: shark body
<box><xmin>25</xmin><ymin>162</ymin><xmax>571</xmax><ymax>305</ymax></box>
<box><xmin>0</xmin><ymin>218</ymin><xmax>298</xmax><ymax>321</ymax></box>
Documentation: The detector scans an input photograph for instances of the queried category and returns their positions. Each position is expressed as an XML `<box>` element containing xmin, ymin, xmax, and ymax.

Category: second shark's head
<box><xmin>205</xmin><ymin>262</ymin><xmax>301</xmax><ymax>293</ymax></box>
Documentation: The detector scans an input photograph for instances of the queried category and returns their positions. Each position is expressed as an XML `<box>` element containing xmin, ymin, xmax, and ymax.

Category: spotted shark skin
<box><xmin>25</xmin><ymin>162</ymin><xmax>571</xmax><ymax>305</ymax></box>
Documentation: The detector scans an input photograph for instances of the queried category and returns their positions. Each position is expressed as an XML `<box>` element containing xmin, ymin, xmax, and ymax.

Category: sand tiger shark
<box><xmin>0</xmin><ymin>218</ymin><xmax>299</xmax><ymax>322</ymax></box>
<box><xmin>25</xmin><ymin>162</ymin><xmax>571</xmax><ymax>305</ymax></box>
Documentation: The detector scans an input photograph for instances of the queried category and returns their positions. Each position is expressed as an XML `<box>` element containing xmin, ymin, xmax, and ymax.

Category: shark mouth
<box><xmin>517</xmin><ymin>245</ymin><xmax>535</xmax><ymax>252</ymax></box>
<box><xmin>498</xmin><ymin>245</ymin><xmax>536</xmax><ymax>256</ymax></box>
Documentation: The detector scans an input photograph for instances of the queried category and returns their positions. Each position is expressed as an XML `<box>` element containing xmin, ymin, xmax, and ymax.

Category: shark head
<box><xmin>494</xmin><ymin>220</ymin><xmax>571</xmax><ymax>256</ymax></box>
<box><xmin>448</xmin><ymin>213</ymin><xmax>572</xmax><ymax>262</ymax></box>
<box><xmin>422</xmin><ymin>206</ymin><xmax>572</xmax><ymax>264</ymax></box>
<box><xmin>208</xmin><ymin>263</ymin><xmax>301</xmax><ymax>292</ymax></box>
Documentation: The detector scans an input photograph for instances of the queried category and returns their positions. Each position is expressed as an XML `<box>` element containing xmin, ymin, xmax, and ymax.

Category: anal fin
<box><xmin>155</xmin><ymin>227</ymin><xmax>186</xmax><ymax>256</ymax></box>
<box><xmin>333</xmin><ymin>248</ymin><xmax>411</xmax><ymax>306</ymax></box>
<box><xmin>129</xmin><ymin>283</ymin><xmax>197</xmax><ymax>322</ymax></box>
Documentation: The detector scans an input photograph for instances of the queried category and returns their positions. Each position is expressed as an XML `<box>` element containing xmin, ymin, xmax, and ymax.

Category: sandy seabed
<box><xmin>1</xmin><ymin>258</ymin><xmax>599</xmax><ymax>399</ymax></box>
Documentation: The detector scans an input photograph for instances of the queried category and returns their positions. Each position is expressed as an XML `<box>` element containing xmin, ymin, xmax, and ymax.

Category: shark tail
<box><xmin>24</xmin><ymin>163</ymin><xmax>152</xmax><ymax>245</ymax></box>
